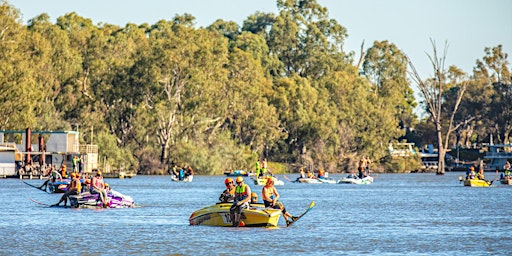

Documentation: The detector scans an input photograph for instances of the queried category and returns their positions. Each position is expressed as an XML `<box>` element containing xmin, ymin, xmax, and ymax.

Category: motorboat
<box><xmin>68</xmin><ymin>190</ymin><xmax>135</xmax><ymax>208</ymax></box>
<box><xmin>295</xmin><ymin>177</ymin><xmax>336</xmax><ymax>184</ymax></box>
<box><xmin>189</xmin><ymin>203</ymin><xmax>282</xmax><ymax>227</ymax></box>
<box><xmin>337</xmin><ymin>174</ymin><xmax>374</xmax><ymax>185</ymax></box>
<box><xmin>461</xmin><ymin>178</ymin><xmax>492</xmax><ymax>187</ymax></box>
<box><xmin>224</xmin><ymin>170</ymin><xmax>251</xmax><ymax>177</ymax></box>
<box><xmin>171</xmin><ymin>174</ymin><xmax>193</xmax><ymax>182</ymax></box>
<box><xmin>251</xmin><ymin>176</ymin><xmax>284</xmax><ymax>186</ymax></box>
<box><xmin>500</xmin><ymin>176</ymin><xmax>512</xmax><ymax>185</ymax></box>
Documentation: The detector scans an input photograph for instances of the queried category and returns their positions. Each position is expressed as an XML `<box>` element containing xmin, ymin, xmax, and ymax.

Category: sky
<box><xmin>6</xmin><ymin>0</ymin><xmax>512</xmax><ymax>115</ymax></box>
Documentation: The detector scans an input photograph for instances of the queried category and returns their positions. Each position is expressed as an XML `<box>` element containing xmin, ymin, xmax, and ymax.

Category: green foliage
<box><xmin>3</xmin><ymin>0</ymin><xmax>510</xmax><ymax>174</ymax></box>
<box><xmin>382</xmin><ymin>155</ymin><xmax>422</xmax><ymax>173</ymax></box>
<box><xmin>171</xmin><ymin>131</ymin><xmax>255</xmax><ymax>175</ymax></box>
<box><xmin>95</xmin><ymin>131</ymin><xmax>135</xmax><ymax>171</ymax></box>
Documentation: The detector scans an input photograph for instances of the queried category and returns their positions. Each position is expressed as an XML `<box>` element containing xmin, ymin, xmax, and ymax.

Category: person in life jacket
<box><xmin>90</xmin><ymin>170</ymin><xmax>108</xmax><ymax>207</ymax></box>
<box><xmin>219</xmin><ymin>178</ymin><xmax>235</xmax><ymax>203</ymax></box>
<box><xmin>229</xmin><ymin>176</ymin><xmax>252</xmax><ymax>227</ymax></box>
<box><xmin>250</xmin><ymin>192</ymin><xmax>259</xmax><ymax>204</ymax></box>
<box><xmin>51</xmin><ymin>172</ymin><xmax>81</xmax><ymax>207</ymax></box>
<box><xmin>262</xmin><ymin>178</ymin><xmax>296</xmax><ymax>226</ymax></box>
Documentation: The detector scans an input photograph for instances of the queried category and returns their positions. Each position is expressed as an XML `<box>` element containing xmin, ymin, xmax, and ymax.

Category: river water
<box><xmin>1</xmin><ymin>172</ymin><xmax>510</xmax><ymax>255</ymax></box>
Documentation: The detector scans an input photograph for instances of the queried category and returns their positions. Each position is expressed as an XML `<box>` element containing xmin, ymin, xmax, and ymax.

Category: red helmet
<box><xmin>225</xmin><ymin>178</ymin><xmax>233</xmax><ymax>185</ymax></box>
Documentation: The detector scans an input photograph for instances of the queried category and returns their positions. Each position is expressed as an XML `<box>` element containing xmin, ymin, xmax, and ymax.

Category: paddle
<box><xmin>283</xmin><ymin>175</ymin><xmax>291</xmax><ymax>182</ymax></box>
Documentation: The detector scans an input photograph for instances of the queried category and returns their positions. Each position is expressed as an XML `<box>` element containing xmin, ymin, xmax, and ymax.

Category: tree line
<box><xmin>0</xmin><ymin>0</ymin><xmax>510</xmax><ymax>174</ymax></box>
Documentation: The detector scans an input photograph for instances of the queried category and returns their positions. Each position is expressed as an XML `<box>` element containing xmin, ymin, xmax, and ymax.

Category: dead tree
<box><xmin>407</xmin><ymin>39</ymin><xmax>468</xmax><ymax>175</ymax></box>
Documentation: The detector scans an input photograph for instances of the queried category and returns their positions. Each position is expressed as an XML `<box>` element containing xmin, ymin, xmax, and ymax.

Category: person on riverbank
<box><xmin>219</xmin><ymin>178</ymin><xmax>235</xmax><ymax>203</ymax></box>
<box><xmin>262</xmin><ymin>178</ymin><xmax>296</xmax><ymax>226</ymax></box>
<box><xmin>230</xmin><ymin>176</ymin><xmax>251</xmax><ymax>227</ymax></box>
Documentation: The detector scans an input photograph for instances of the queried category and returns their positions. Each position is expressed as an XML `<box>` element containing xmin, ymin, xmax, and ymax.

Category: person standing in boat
<box><xmin>51</xmin><ymin>172</ymin><xmax>81</xmax><ymax>207</ymax></box>
<box><xmin>255</xmin><ymin>160</ymin><xmax>261</xmax><ymax>178</ymax></box>
<box><xmin>262</xmin><ymin>178</ymin><xmax>296</xmax><ymax>226</ymax></box>
<box><xmin>219</xmin><ymin>178</ymin><xmax>235</xmax><ymax>203</ymax></box>
<box><xmin>90</xmin><ymin>170</ymin><xmax>108</xmax><ymax>207</ymax></box>
<box><xmin>230</xmin><ymin>176</ymin><xmax>252</xmax><ymax>227</ymax></box>
<box><xmin>72</xmin><ymin>155</ymin><xmax>79</xmax><ymax>174</ymax></box>
<box><xmin>262</xmin><ymin>158</ymin><xmax>268</xmax><ymax>177</ymax></box>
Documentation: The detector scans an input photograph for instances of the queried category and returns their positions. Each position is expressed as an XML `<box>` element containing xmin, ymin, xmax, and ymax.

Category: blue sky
<box><xmin>7</xmin><ymin>0</ymin><xmax>512</xmax><ymax>114</ymax></box>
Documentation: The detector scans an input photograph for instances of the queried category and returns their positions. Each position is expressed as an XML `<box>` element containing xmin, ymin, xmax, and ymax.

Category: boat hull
<box><xmin>252</xmin><ymin>176</ymin><xmax>284</xmax><ymax>186</ymax></box>
<box><xmin>463</xmin><ymin>179</ymin><xmax>490</xmax><ymax>187</ymax></box>
<box><xmin>295</xmin><ymin>178</ymin><xmax>336</xmax><ymax>184</ymax></box>
<box><xmin>189</xmin><ymin>203</ymin><xmax>282</xmax><ymax>227</ymax></box>
<box><xmin>224</xmin><ymin>170</ymin><xmax>250</xmax><ymax>177</ymax></box>
<box><xmin>338</xmin><ymin>176</ymin><xmax>374</xmax><ymax>184</ymax></box>
<box><xmin>171</xmin><ymin>175</ymin><xmax>193</xmax><ymax>182</ymax></box>
<box><xmin>68</xmin><ymin>191</ymin><xmax>135</xmax><ymax>208</ymax></box>
<box><xmin>500</xmin><ymin>176</ymin><xmax>512</xmax><ymax>185</ymax></box>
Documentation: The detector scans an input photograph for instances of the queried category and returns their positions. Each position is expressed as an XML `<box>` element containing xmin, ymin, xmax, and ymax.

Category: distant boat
<box><xmin>484</xmin><ymin>144</ymin><xmax>512</xmax><ymax>171</ymax></box>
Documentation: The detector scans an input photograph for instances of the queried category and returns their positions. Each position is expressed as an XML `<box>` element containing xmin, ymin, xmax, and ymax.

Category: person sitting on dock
<box><xmin>262</xmin><ymin>178</ymin><xmax>296</xmax><ymax>226</ymax></box>
<box><xmin>230</xmin><ymin>176</ymin><xmax>251</xmax><ymax>227</ymax></box>
<box><xmin>90</xmin><ymin>170</ymin><xmax>108</xmax><ymax>207</ymax></box>
<box><xmin>219</xmin><ymin>178</ymin><xmax>235</xmax><ymax>203</ymax></box>
<box><xmin>51</xmin><ymin>172</ymin><xmax>81</xmax><ymax>207</ymax></box>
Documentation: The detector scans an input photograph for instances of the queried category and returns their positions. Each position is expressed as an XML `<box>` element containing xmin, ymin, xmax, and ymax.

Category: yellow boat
<box><xmin>189</xmin><ymin>203</ymin><xmax>282</xmax><ymax>227</ymax></box>
<box><xmin>463</xmin><ymin>178</ymin><xmax>492</xmax><ymax>187</ymax></box>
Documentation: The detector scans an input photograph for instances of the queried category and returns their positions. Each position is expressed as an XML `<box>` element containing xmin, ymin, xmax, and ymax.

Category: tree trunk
<box><xmin>437</xmin><ymin>129</ymin><xmax>445</xmax><ymax>175</ymax></box>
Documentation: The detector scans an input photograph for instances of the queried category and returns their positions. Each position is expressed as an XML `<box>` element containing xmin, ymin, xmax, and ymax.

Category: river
<box><xmin>1</xmin><ymin>172</ymin><xmax>510</xmax><ymax>255</ymax></box>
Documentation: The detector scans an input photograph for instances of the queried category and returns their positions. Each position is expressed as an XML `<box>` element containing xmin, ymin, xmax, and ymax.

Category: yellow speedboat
<box><xmin>460</xmin><ymin>177</ymin><xmax>492</xmax><ymax>187</ymax></box>
<box><xmin>189</xmin><ymin>203</ymin><xmax>282</xmax><ymax>227</ymax></box>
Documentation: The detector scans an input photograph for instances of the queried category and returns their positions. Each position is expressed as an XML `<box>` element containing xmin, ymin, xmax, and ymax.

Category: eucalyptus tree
<box><xmin>140</xmin><ymin>16</ymin><xmax>230</xmax><ymax>165</ymax></box>
<box><xmin>225</xmin><ymin>32</ymin><xmax>282</xmax><ymax>155</ymax></box>
<box><xmin>0</xmin><ymin>2</ymin><xmax>41</xmax><ymax>129</ymax></box>
<box><xmin>26</xmin><ymin>13</ymin><xmax>79</xmax><ymax>130</ymax></box>
<box><xmin>474</xmin><ymin>45</ymin><xmax>511</xmax><ymax>144</ymax></box>
<box><xmin>408</xmin><ymin>40</ymin><xmax>468</xmax><ymax>175</ymax></box>
<box><xmin>363</xmin><ymin>41</ymin><xmax>417</xmax><ymax>129</ymax></box>
<box><xmin>268</xmin><ymin>0</ymin><xmax>349</xmax><ymax>79</ymax></box>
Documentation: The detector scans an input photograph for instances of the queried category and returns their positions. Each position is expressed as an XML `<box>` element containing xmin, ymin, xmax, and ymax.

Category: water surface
<box><xmin>1</xmin><ymin>172</ymin><xmax>510</xmax><ymax>255</ymax></box>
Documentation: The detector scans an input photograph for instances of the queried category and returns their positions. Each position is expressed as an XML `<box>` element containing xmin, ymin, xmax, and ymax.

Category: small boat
<box><xmin>171</xmin><ymin>174</ymin><xmax>193</xmax><ymax>182</ymax></box>
<box><xmin>23</xmin><ymin>179</ymin><xmax>71</xmax><ymax>193</ymax></box>
<box><xmin>295</xmin><ymin>178</ymin><xmax>322</xmax><ymax>184</ymax></box>
<box><xmin>47</xmin><ymin>180</ymin><xmax>71</xmax><ymax>193</ymax></box>
<box><xmin>338</xmin><ymin>174</ymin><xmax>374</xmax><ymax>185</ymax></box>
<box><xmin>189</xmin><ymin>203</ymin><xmax>282</xmax><ymax>227</ymax></box>
<box><xmin>500</xmin><ymin>176</ymin><xmax>512</xmax><ymax>185</ymax></box>
<box><xmin>459</xmin><ymin>176</ymin><xmax>492</xmax><ymax>187</ymax></box>
<box><xmin>224</xmin><ymin>170</ymin><xmax>250</xmax><ymax>177</ymax></box>
<box><xmin>251</xmin><ymin>176</ymin><xmax>284</xmax><ymax>186</ymax></box>
<box><xmin>68</xmin><ymin>191</ymin><xmax>135</xmax><ymax>208</ymax></box>
<box><xmin>295</xmin><ymin>177</ymin><xmax>336</xmax><ymax>184</ymax></box>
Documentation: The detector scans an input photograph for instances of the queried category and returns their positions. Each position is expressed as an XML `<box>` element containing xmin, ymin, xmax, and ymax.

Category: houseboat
<box><xmin>0</xmin><ymin>128</ymin><xmax>98</xmax><ymax>179</ymax></box>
